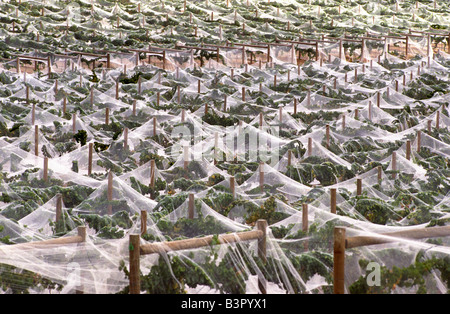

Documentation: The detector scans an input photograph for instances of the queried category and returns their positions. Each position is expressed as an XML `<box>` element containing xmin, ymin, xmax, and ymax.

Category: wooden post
<box><xmin>308</xmin><ymin>137</ymin><xmax>312</xmax><ymax>157</ymax></box>
<box><xmin>259</xmin><ymin>162</ymin><xmax>265</xmax><ymax>193</ymax></box>
<box><xmin>256</xmin><ymin>219</ymin><xmax>267</xmax><ymax>295</ymax></box>
<box><xmin>162</xmin><ymin>50</ymin><xmax>166</xmax><ymax>70</ymax></box>
<box><xmin>106</xmin><ymin>54</ymin><xmax>110</xmax><ymax>69</ymax></box>
<box><xmin>230</xmin><ymin>176</ymin><xmax>236</xmax><ymax>199</ymax></box>
<box><xmin>47</xmin><ymin>55</ymin><xmax>51</xmax><ymax>75</ymax></box>
<box><xmin>150</xmin><ymin>159</ymin><xmax>156</xmax><ymax>188</ymax></box>
<box><xmin>333</xmin><ymin>227</ymin><xmax>346</xmax><ymax>294</ymax></box>
<box><xmin>330</xmin><ymin>188</ymin><xmax>337</xmax><ymax>214</ymax></box>
<box><xmin>107</xmin><ymin>171</ymin><xmax>113</xmax><ymax>215</ymax></box>
<box><xmin>116</xmin><ymin>80</ymin><xmax>119</xmax><ymax>100</ymax></box>
<box><xmin>417</xmin><ymin>130</ymin><xmax>421</xmax><ymax>153</ymax></box>
<box><xmin>88</xmin><ymin>143</ymin><xmax>93</xmax><ymax>176</ymax></box>
<box><xmin>129</xmin><ymin>234</ymin><xmax>141</xmax><ymax>294</ymax></box>
<box><xmin>242</xmin><ymin>87</ymin><xmax>245</xmax><ymax>102</ymax></box>
<box><xmin>223</xmin><ymin>95</ymin><xmax>227</xmax><ymax>112</ymax></box>
<box><xmin>405</xmin><ymin>35</ymin><xmax>409</xmax><ymax>59</ymax></box>
<box><xmin>188</xmin><ymin>193</ymin><xmax>195</xmax><ymax>219</ymax></box>
<box><xmin>43</xmin><ymin>157</ymin><xmax>48</xmax><ymax>182</ymax></box>
<box><xmin>63</xmin><ymin>96</ymin><xmax>67</xmax><ymax>115</ymax></box>
<box><xmin>302</xmin><ymin>203</ymin><xmax>308</xmax><ymax>233</ymax></box>
<box><xmin>26</xmin><ymin>85</ymin><xmax>30</xmax><ymax>104</ymax></box>
<box><xmin>356</xmin><ymin>178</ymin><xmax>362</xmax><ymax>196</ymax></box>
<box><xmin>35</xmin><ymin>125</ymin><xmax>39</xmax><ymax>156</ymax></box>
<box><xmin>326</xmin><ymin>124</ymin><xmax>330</xmax><ymax>148</ymax></box>
<box><xmin>293</xmin><ymin>98</ymin><xmax>297</xmax><ymax>115</ymax></box>
<box><xmin>406</xmin><ymin>140</ymin><xmax>411</xmax><ymax>160</ymax></box>
<box><xmin>56</xmin><ymin>193</ymin><xmax>62</xmax><ymax>225</ymax></box>
<box><xmin>141</xmin><ymin>210</ymin><xmax>147</xmax><ymax>235</ymax></box>
<box><xmin>132</xmin><ymin>100</ymin><xmax>136</xmax><ymax>116</ymax></box>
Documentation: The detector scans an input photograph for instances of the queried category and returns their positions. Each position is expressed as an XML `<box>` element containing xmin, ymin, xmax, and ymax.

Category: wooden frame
<box><xmin>333</xmin><ymin>225</ymin><xmax>450</xmax><ymax>294</ymax></box>
<box><xmin>129</xmin><ymin>219</ymin><xmax>268</xmax><ymax>294</ymax></box>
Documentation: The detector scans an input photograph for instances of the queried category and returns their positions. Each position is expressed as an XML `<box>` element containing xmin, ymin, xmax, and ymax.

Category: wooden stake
<box><xmin>377</xmin><ymin>165</ymin><xmax>382</xmax><ymax>182</ymax></box>
<box><xmin>259</xmin><ymin>162</ymin><xmax>265</xmax><ymax>192</ymax></box>
<box><xmin>150</xmin><ymin>159</ymin><xmax>156</xmax><ymax>188</ymax></box>
<box><xmin>330</xmin><ymin>188</ymin><xmax>337</xmax><ymax>214</ymax></box>
<box><xmin>63</xmin><ymin>96</ymin><xmax>67</xmax><ymax>115</ymax></box>
<box><xmin>256</xmin><ymin>219</ymin><xmax>267</xmax><ymax>295</ymax></box>
<box><xmin>43</xmin><ymin>157</ymin><xmax>48</xmax><ymax>182</ymax></box>
<box><xmin>56</xmin><ymin>193</ymin><xmax>62</xmax><ymax>225</ymax></box>
<box><xmin>333</xmin><ymin>227</ymin><xmax>346</xmax><ymax>294</ymax></box>
<box><xmin>406</xmin><ymin>140</ymin><xmax>411</xmax><ymax>160</ymax></box>
<box><xmin>308</xmin><ymin>137</ymin><xmax>312</xmax><ymax>157</ymax></box>
<box><xmin>302</xmin><ymin>203</ymin><xmax>308</xmax><ymax>233</ymax></box>
<box><xmin>141</xmin><ymin>210</ymin><xmax>147</xmax><ymax>235</ymax></box>
<box><xmin>326</xmin><ymin>124</ymin><xmax>330</xmax><ymax>148</ymax></box>
<box><xmin>35</xmin><ymin>125</ymin><xmax>39</xmax><ymax>156</ymax></box>
<box><xmin>129</xmin><ymin>234</ymin><xmax>141</xmax><ymax>294</ymax></box>
<box><xmin>356</xmin><ymin>178</ymin><xmax>362</xmax><ymax>195</ymax></box>
<box><xmin>417</xmin><ymin>130</ymin><xmax>421</xmax><ymax>153</ymax></box>
<box><xmin>105</xmin><ymin>107</ymin><xmax>109</xmax><ymax>125</ymax></box>
<box><xmin>188</xmin><ymin>193</ymin><xmax>195</xmax><ymax>219</ymax></box>
<box><xmin>230</xmin><ymin>176</ymin><xmax>236</xmax><ymax>199</ymax></box>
